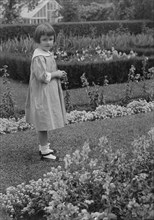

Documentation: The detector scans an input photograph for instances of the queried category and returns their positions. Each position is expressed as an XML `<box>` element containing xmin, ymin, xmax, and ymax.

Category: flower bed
<box><xmin>0</xmin><ymin>99</ymin><xmax>154</xmax><ymax>135</ymax></box>
<box><xmin>54</xmin><ymin>47</ymin><xmax>137</xmax><ymax>63</ymax></box>
<box><xmin>0</xmin><ymin>128</ymin><xmax>153</xmax><ymax>220</ymax></box>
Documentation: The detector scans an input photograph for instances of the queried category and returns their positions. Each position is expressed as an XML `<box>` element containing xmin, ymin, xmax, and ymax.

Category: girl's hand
<box><xmin>57</xmin><ymin>70</ymin><xmax>67</xmax><ymax>79</ymax></box>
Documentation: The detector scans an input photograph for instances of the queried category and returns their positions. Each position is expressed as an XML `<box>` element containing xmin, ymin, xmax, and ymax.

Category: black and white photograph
<box><xmin>0</xmin><ymin>0</ymin><xmax>154</xmax><ymax>219</ymax></box>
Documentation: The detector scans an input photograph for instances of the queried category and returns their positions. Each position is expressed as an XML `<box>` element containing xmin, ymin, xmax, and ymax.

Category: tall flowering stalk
<box><xmin>0</xmin><ymin>65</ymin><xmax>16</xmax><ymax>118</ymax></box>
<box><xmin>61</xmin><ymin>74</ymin><xmax>73</xmax><ymax>112</ymax></box>
<box><xmin>80</xmin><ymin>73</ymin><xmax>108</xmax><ymax>110</ymax></box>
<box><xmin>141</xmin><ymin>56</ymin><xmax>152</xmax><ymax>101</ymax></box>
<box><xmin>140</xmin><ymin>56</ymin><xmax>154</xmax><ymax>101</ymax></box>
<box><xmin>122</xmin><ymin>65</ymin><xmax>136</xmax><ymax>105</ymax></box>
<box><xmin>122</xmin><ymin>57</ymin><xmax>154</xmax><ymax>105</ymax></box>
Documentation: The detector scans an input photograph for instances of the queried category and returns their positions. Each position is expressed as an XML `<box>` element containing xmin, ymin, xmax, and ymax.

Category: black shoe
<box><xmin>41</xmin><ymin>152</ymin><xmax>59</xmax><ymax>161</ymax></box>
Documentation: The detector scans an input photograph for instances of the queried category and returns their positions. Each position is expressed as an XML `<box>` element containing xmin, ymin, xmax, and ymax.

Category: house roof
<box><xmin>20</xmin><ymin>0</ymin><xmax>60</xmax><ymax>19</ymax></box>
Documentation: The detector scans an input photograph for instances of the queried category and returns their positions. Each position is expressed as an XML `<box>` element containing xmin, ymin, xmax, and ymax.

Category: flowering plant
<box><xmin>54</xmin><ymin>47</ymin><xmax>137</xmax><ymax>63</ymax></box>
<box><xmin>80</xmin><ymin>73</ymin><xmax>108</xmax><ymax>110</ymax></box>
<box><xmin>1</xmin><ymin>99</ymin><xmax>154</xmax><ymax>134</ymax></box>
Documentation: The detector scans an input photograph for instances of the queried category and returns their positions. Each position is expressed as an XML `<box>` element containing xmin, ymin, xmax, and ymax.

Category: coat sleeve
<box><xmin>32</xmin><ymin>56</ymin><xmax>52</xmax><ymax>83</ymax></box>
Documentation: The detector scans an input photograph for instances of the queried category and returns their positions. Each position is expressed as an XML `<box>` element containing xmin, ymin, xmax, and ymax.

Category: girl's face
<box><xmin>39</xmin><ymin>35</ymin><xmax>54</xmax><ymax>51</ymax></box>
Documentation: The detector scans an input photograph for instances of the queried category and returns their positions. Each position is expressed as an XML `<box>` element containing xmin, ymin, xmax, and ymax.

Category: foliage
<box><xmin>0</xmin><ymin>117</ymin><xmax>32</xmax><ymax>135</ymax></box>
<box><xmin>1</xmin><ymin>0</ymin><xmax>153</xmax><ymax>24</ymax></box>
<box><xmin>0</xmin><ymin>50</ymin><xmax>154</xmax><ymax>89</ymax></box>
<box><xmin>1</xmin><ymin>0</ymin><xmax>40</xmax><ymax>24</ymax></box>
<box><xmin>80</xmin><ymin>73</ymin><xmax>108</xmax><ymax>110</ymax></box>
<box><xmin>109</xmin><ymin>0</ymin><xmax>154</xmax><ymax>20</ymax></box>
<box><xmin>66</xmin><ymin>99</ymin><xmax>154</xmax><ymax>124</ymax></box>
<box><xmin>131</xmin><ymin>0</ymin><xmax>154</xmax><ymax>20</ymax></box>
<box><xmin>121</xmin><ymin>57</ymin><xmax>154</xmax><ymax>105</ymax></box>
<box><xmin>77</xmin><ymin>0</ymin><xmax>107</xmax><ymax>6</ymax></box>
<box><xmin>0</xmin><ymin>21</ymin><xmax>153</xmax><ymax>41</ymax></box>
<box><xmin>1</xmin><ymin>0</ymin><xmax>21</xmax><ymax>24</ymax></box>
<box><xmin>0</xmin><ymin>65</ymin><xmax>16</xmax><ymax>118</ymax></box>
<box><xmin>0</xmin><ymin>129</ymin><xmax>153</xmax><ymax>220</ymax></box>
<box><xmin>61</xmin><ymin>75</ymin><xmax>73</xmax><ymax>113</ymax></box>
<box><xmin>59</xmin><ymin>0</ymin><xmax>79</xmax><ymax>22</ymax></box>
<box><xmin>78</xmin><ymin>2</ymin><xmax>113</xmax><ymax>21</ymax></box>
<box><xmin>1</xmin><ymin>99</ymin><xmax>154</xmax><ymax>134</ymax></box>
<box><xmin>1</xmin><ymin>30</ymin><xmax>154</xmax><ymax>57</ymax></box>
<box><xmin>79</xmin><ymin>0</ymin><xmax>154</xmax><ymax>21</ymax></box>
<box><xmin>0</xmin><ymin>36</ymin><xmax>34</xmax><ymax>57</ymax></box>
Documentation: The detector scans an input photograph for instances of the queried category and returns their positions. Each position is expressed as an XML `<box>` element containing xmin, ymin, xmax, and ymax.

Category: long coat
<box><xmin>25</xmin><ymin>48</ymin><xmax>67</xmax><ymax>131</ymax></box>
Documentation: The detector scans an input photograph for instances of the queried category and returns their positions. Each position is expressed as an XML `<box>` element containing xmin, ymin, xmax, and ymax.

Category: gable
<box><xmin>20</xmin><ymin>0</ymin><xmax>60</xmax><ymax>19</ymax></box>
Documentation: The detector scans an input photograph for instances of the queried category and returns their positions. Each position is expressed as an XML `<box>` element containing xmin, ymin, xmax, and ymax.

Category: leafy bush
<box><xmin>59</xmin><ymin>56</ymin><xmax>154</xmax><ymax>89</ymax></box>
<box><xmin>0</xmin><ymin>52</ymin><xmax>154</xmax><ymax>89</ymax></box>
<box><xmin>0</xmin><ymin>24</ymin><xmax>36</xmax><ymax>41</ymax></box>
<box><xmin>0</xmin><ymin>53</ymin><xmax>30</xmax><ymax>83</ymax></box>
<box><xmin>0</xmin><ymin>129</ymin><xmax>153</xmax><ymax>220</ymax></box>
<box><xmin>0</xmin><ymin>20</ymin><xmax>154</xmax><ymax>41</ymax></box>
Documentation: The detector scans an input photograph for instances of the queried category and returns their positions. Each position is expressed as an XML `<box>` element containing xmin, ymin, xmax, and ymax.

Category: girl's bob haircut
<box><xmin>33</xmin><ymin>23</ymin><xmax>56</xmax><ymax>44</ymax></box>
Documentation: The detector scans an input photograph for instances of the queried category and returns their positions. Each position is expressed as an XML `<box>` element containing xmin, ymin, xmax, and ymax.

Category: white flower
<box><xmin>148</xmin><ymin>127</ymin><xmax>154</xmax><ymax>141</ymax></box>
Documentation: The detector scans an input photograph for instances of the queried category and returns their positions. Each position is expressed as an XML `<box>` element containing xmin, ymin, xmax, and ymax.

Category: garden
<box><xmin>0</xmin><ymin>21</ymin><xmax>154</xmax><ymax>220</ymax></box>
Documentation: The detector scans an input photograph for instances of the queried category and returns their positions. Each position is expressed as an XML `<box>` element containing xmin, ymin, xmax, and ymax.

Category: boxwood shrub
<box><xmin>0</xmin><ymin>20</ymin><xmax>154</xmax><ymax>41</ymax></box>
<box><xmin>0</xmin><ymin>53</ymin><xmax>31</xmax><ymax>83</ymax></box>
<box><xmin>0</xmin><ymin>53</ymin><xmax>154</xmax><ymax>88</ymax></box>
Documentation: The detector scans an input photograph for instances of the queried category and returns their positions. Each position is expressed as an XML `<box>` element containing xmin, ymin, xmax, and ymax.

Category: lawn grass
<box><xmin>0</xmin><ymin>77</ymin><xmax>154</xmax><ymax>194</ymax></box>
<box><xmin>0</xmin><ymin>111</ymin><xmax>154</xmax><ymax>193</ymax></box>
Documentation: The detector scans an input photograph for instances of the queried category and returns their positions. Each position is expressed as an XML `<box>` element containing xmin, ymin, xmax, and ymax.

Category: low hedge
<box><xmin>0</xmin><ymin>20</ymin><xmax>154</xmax><ymax>41</ymax></box>
<box><xmin>0</xmin><ymin>53</ymin><xmax>30</xmax><ymax>82</ymax></box>
<box><xmin>0</xmin><ymin>53</ymin><xmax>154</xmax><ymax>88</ymax></box>
<box><xmin>54</xmin><ymin>20</ymin><xmax>154</xmax><ymax>37</ymax></box>
<box><xmin>61</xmin><ymin>57</ymin><xmax>154</xmax><ymax>88</ymax></box>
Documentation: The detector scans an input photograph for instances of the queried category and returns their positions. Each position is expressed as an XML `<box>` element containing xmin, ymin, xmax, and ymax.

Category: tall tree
<box><xmin>2</xmin><ymin>0</ymin><xmax>20</xmax><ymax>23</ymax></box>
<box><xmin>132</xmin><ymin>0</ymin><xmax>154</xmax><ymax>20</ymax></box>
<box><xmin>1</xmin><ymin>0</ymin><xmax>40</xmax><ymax>23</ymax></box>
<box><xmin>59</xmin><ymin>0</ymin><xmax>79</xmax><ymax>22</ymax></box>
<box><xmin>79</xmin><ymin>2</ymin><xmax>113</xmax><ymax>21</ymax></box>
<box><xmin>109</xmin><ymin>0</ymin><xmax>154</xmax><ymax>20</ymax></box>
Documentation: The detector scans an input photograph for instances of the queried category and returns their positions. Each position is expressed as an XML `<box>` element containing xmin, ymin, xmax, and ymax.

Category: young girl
<box><xmin>25</xmin><ymin>23</ymin><xmax>67</xmax><ymax>160</ymax></box>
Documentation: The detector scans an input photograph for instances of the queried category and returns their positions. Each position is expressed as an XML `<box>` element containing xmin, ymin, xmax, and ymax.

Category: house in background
<box><xmin>0</xmin><ymin>0</ymin><xmax>3</xmax><ymax>22</ymax></box>
<box><xmin>20</xmin><ymin>0</ymin><xmax>62</xmax><ymax>24</ymax></box>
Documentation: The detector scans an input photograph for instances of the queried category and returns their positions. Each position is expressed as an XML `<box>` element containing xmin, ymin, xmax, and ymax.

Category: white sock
<box><xmin>40</xmin><ymin>144</ymin><xmax>56</xmax><ymax>160</ymax></box>
<box><xmin>39</xmin><ymin>143</ymin><xmax>53</xmax><ymax>153</ymax></box>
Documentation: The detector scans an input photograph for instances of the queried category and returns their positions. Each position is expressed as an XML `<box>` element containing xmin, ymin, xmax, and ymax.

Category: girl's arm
<box><xmin>32</xmin><ymin>56</ymin><xmax>65</xmax><ymax>83</ymax></box>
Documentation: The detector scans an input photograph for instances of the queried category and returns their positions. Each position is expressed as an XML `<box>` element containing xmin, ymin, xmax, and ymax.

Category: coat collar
<box><xmin>32</xmin><ymin>48</ymin><xmax>53</xmax><ymax>59</ymax></box>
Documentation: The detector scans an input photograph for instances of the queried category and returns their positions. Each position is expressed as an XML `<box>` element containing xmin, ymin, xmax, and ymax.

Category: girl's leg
<box><xmin>38</xmin><ymin>131</ymin><xmax>56</xmax><ymax>153</ymax></box>
<box><xmin>38</xmin><ymin>131</ymin><xmax>57</xmax><ymax>160</ymax></box>
<box><xmin>38</xmin><ymin>131</ymin><xmax>48</xmax><ymax>146</ymax></box>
